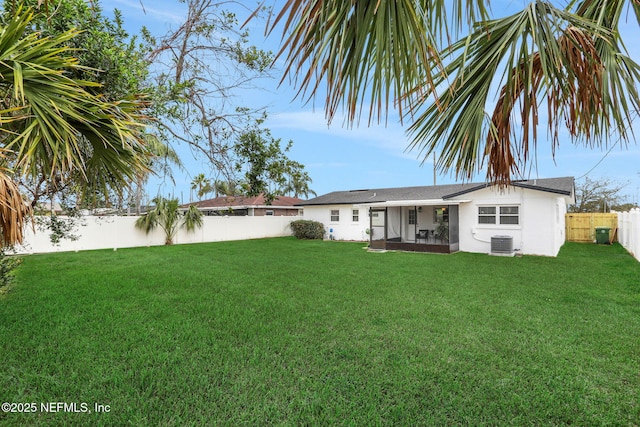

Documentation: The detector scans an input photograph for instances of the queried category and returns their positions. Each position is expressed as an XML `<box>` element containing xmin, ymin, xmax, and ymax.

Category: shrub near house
<box><xmin>290</xmin><ymin>220</ymin><xmax>325</xmax><ymax>240</ymax></box>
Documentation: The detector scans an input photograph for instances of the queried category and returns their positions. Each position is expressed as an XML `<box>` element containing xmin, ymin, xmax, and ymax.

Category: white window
<box><xmin>330</xmin><ymin>209</ymin><xmax>340</xmax><ymax>222</ymax></box>
<box><xmin>352</xmin><ymin>209</ymin><xmax>359</xmax><ymax>222</ymax></box>
<box><xmin>434</xmin><ymin>207</ymin><xmax>449</xmax><ymax>223</ymax></box>
<box><xmin>265</xmin><ymin>210</ymin><xmax>274</xmax><ymax>216</ymax></box>
<box><xmin>478</xmin><ymin>206</ymin><xmax>496</xmax><ymax>224</ymax></box>
<box><xmin>408</xmin><ymin>209</ymin><xmax>417</xmax><ymax>225</ymax></box>
<box><xmin>478</xmin><ymin>206</ymin><xmax>519</xmax><ymax>225</ymax></box>
<box><xmin>499</xmin><ymin>206</ymin><xmax>519</xmax><ymax>224</ymax></box>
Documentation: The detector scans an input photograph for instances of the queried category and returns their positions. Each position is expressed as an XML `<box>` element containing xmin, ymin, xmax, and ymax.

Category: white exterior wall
<box><xmin>302</xmin><ymin>186</ymin><xmax>571</xmax><ymax>256</ymax></box>
<box><xmin>303</xmin><ymin>205</ymin><xmax>369</xmax><ymax>241</ymax></box>
<box><xmin>454</xmin><ymin>187</ymin><xmax>568</xmax><ymax>257</ymax></box>
<box><xmin>14</xmin><ymin>215</ymin><xmax>301</xmax><ymax>254</ymax></box>
<box><xmin>553</xmin><ymin>198</ymin><xmax>569</xmax><ymax>255</ymax></box>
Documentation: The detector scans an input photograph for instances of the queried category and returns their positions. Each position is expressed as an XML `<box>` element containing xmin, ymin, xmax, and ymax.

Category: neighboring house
<box><xmin>298</xmin><ymin>177</ymin><xmax>575</xmax><ymax>257</ymax></box>
<box><xmin>35</xmin><ymin>201</ymin><xmax>63</xmax><ymax>214</ymax></box>
<box><xmin>183</xmin><ymin>194</ymin><xmax>304</xmax><ymax>217</ymax></box>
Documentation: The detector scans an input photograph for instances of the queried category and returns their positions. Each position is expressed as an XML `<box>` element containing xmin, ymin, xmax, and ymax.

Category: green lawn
<box><xmin>1</xmin><ymin>238</ymin><xmax>638</xmax><ymax>426</ymax></box>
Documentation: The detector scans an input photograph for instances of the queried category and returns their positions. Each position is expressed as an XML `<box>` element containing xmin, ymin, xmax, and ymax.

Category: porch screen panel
<box><xmin>386</xmin><ymin>207</ymin><xmax>402</xmax><ymax>240</ymax></box>
<box><xmin>448</xmin><ymin>205</ymin><xmax>459</xmax><ymax>244</ymax></box>
<box><xmin>370</xmin><ymin>209</ymin><xmax>386</xmax><ymax>245</ymax></box>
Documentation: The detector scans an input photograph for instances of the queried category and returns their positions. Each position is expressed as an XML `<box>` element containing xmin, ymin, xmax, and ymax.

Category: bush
<box><xmin>290</xmin><ymin>220</ymin><xmax>325</xmax><ymax>240</ymax></box>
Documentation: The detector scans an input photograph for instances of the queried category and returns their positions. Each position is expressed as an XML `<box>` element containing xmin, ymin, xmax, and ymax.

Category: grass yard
<box><xmin>1</xmin><ymin>238</ymin><xmax>639</xmax><ymax>426</ymax></box>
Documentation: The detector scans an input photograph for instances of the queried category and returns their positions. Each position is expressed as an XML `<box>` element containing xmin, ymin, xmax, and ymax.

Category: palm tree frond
<box><xmin>0</xmin><ymin>171</ymin><xmax>30</xmax><ymax>246</ymax></box>
<box><xmin>408</xmin><ymin>0</ymin><xmax>640</xmax><ymax>186</ymax></box>
<box><xmin>0</xmin><ymin>8</ymin><xmax>152</xmax><ymax>186</ymax></box>
<box><xmin>183</xmin><ymin>205</ymin><xmax>203</xmax><ymax>232</ymax></box>
<box><xmin>267</xmin><ymin>0</ymin><xmax>442</xmax><ymax>125</ymax></box>
<box><xmin>135</xmin><ymin>196</ymin><xmax>202</xmax><ymax>245</ymax></box>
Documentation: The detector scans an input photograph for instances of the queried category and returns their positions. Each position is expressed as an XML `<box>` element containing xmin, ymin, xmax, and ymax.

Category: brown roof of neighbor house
<box><xmin>183</xmin><ymin>194</ymin><xmax>304</xmax><ymax>209</ymax></box>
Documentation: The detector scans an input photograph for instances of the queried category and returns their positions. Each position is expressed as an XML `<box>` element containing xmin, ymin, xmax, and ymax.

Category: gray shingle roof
<box><xmin>297</xmin><ymin>177</ymin><xmax>574</xmax><ymax>206</ymax></box>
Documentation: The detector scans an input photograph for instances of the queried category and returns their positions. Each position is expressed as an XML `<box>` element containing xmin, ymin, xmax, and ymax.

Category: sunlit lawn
<box><xmin>1</xmin><ymin>238</ymin><xmax>638</xmax><ymax>425</ymax></box>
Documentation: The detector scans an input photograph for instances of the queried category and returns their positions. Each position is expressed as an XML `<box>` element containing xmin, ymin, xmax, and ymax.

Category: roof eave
<box><xmin>511</xmin><ymin>182</ymin><xmax>572</xmax><ymax>196</ymax></box>
<box><xmin>443</xmin><ymin>182</ymin><xmax>573</xmax><ymax>199</ymax></box>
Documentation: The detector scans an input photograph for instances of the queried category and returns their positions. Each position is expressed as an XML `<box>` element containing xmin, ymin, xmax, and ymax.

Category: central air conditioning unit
<box><xmin>490</xmin><ymin>235</ymin><xmax>514</xmax><ymax>256</ymax></box>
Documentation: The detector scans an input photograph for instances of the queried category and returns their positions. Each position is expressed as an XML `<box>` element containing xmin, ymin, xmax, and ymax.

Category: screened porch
<box><xmin>366</xmin><ymin>201</ymin><xmax>464</xmax><ymax>254</ymax></box>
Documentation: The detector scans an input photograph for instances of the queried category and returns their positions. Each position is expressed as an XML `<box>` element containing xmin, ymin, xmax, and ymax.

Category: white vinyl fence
<box><xmin>617</xmin><ymin>208</ymin><xmax>640</xmax><ymax>262</ymax></box>
<box><xmin>14</xmin><ymin>215</ymin><xmax>301</xmax><ymax>254</ymax></box>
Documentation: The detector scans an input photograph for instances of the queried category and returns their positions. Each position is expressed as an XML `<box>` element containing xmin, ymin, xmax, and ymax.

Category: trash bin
<box><xmin>595</xmin><ymin>227</ymin><xmax>611</xmax><ymax>244</ymax></box>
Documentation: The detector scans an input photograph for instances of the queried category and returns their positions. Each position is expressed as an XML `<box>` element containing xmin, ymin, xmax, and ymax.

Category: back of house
<box><xmin>298</xmin><ymin>177</ymin><xmax>575</xmax><ymax>257</ymax></box>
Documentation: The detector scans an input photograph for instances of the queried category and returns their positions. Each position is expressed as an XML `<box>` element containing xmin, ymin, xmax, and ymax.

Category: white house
<box><xmin>298</xmin><ymin>177</ymin><xmax>575</xmax><ymax>257</ymax></box>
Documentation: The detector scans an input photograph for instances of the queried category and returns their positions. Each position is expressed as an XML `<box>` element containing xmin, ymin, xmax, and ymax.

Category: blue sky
<box><xmin>108</xmin><ymin>0</ymin><xmax>640</xmax><ymax>204</ymax></box>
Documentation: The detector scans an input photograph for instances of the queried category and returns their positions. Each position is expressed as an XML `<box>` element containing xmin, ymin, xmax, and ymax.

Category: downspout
<box><xmin>520</xmin><ymin>187</ymin><xmax>525</xmax><ymax>250</ymax></box>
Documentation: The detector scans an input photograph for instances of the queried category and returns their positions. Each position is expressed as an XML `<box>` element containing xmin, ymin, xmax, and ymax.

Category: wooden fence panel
<box><xmin>565</xmin><ymin>213</ymin><xmax>618</xmax><ymax>243</ymax></box>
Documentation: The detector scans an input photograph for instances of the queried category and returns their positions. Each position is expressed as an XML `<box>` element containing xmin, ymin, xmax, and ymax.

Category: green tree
<box><xmin>191</xmin><ymin>173</ymin><xmax>214</xmax><ymax>200</ymax></box>
<box><xmin>213</xmin><ymin>180</ymin><xmax>242</xmax><ymax>197</ymax></box>
<box><xmin>264</xmin><ymin>1</ymin><xmax>640</xmax><ymax>186</ymax></box>
<box><xmin>234</xmin><ymin>125</ymin><xmax>314</xmax><ymax>204</ymax></box>
<box><xmin>283</xmin><ymin>169</ymin><xmax>316</xmax><ymax>199</ymax></box>
<box><xmin>0</xmin><ymin>8</ymin><xmax>150</xmax><ymax>246</ymax></box>
<box><xmin>5</xmin><ymin>0</ymin><xmax>151</xmax><ymax>101</ymax></box>
<box><xmin>135</xmin><ymin>196</ymin><xmax>202</xmax><ymax>245</ymax></box>
<box><xmin>2</xmin><ymin>0</ymin><xmax>156</xmax><ymax>211</ymax></box>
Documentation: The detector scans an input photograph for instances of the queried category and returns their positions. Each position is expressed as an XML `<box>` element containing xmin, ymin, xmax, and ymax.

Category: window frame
<box><xmin>352</xmin><ymin>209</ymin><xmax>359</xmax><ymax>222</ymax></box>
<box><xmin>330</xmin><ymin>209</ymin><xmax>340</xmax><ymax>222</ymax></box>
<box><xmin>477</xmin><ymin>205</ymin><xmax>520</xmax><ymax>226</ymax></box>
<box><xmin>434</xmin><ymin>207</ymin><xmax>449</xmax><ymax>223</ymax></box>
<box><xmin>499</xmin><ymin>206</ymin><xmax>519</xmax><ymax>225</ymax></box>
<box><xmin>478</xmin><ymin>206</ymin><xmax>497</xmax><ymax>224</ymax></box>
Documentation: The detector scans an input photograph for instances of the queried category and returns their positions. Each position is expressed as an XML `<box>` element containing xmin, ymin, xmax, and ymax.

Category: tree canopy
<box><xmin>1</xmin><ymin>0</ymin><xmax>154</xmax><ymax>213</ymax></box>
<box><xmin>0</xmin><ymin>6</ymin><xmax>151</xmax><ymax>245</ymax></box>
<box><xmin>234</xmin><ymin>125</ymin><xmax>314</xmax><ymax>203</ymax></box>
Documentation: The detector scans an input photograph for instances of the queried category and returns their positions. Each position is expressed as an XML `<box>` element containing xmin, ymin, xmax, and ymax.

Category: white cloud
<box><xmin>111</xmin><ymin>0</ymin><xmax>185</xmax><ymax>25</ymax></box>
<box><xmin>268</xmin><ymin>110</ymin><xmax>420</xmax><ymax>160</ymax></box>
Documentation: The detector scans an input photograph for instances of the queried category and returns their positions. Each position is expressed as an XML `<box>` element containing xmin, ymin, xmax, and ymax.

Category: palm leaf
<box><xmin>135</xmin><ymin>208</ymin><xmax>159</xmax><ymax>234</ymax></box>
<box><xmin>0</xmin><ymin>8</ymin><xmax>151</xmax><ymax>187</ymax></box>
<box><xmin>0</xmin><ymin>172</ymin><xmax>29</xmax><ymax>246</ymax></box>
<box><xmin>182</xmin><ymin>205</ymin><xmax>203</xmax><ymax>232</ymax></box>
<box><xmin>407</xmin><ymin>0</ymin><xmax>640</xmax><ymax>186</ymax></box>
<box><xmin>266</xmin><ymin>0</ymin><xmax>488</xmax><ymax>125</ymax></box>
<box><xmin>267</xmin><ymin>0</ymin><xmax>640</xmax><ymax>186</ymax></box>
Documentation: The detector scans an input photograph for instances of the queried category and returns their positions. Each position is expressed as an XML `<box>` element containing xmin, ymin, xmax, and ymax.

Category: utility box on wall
<box><xmin>490</xmin><ymin>235</ymin><xmax>513</xmax><ymax>256</ymax></box>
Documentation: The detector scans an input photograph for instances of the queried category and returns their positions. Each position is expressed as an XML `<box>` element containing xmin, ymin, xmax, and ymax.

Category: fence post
<box><xmin>618</xmin><ymin>211</ymin><xmax>627</xmax><ymax>247</ymax></box>
<box><xmin>633</xmin><ymin>209</ymin><xmax>640</xmax><ymax>261</ymax></box>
